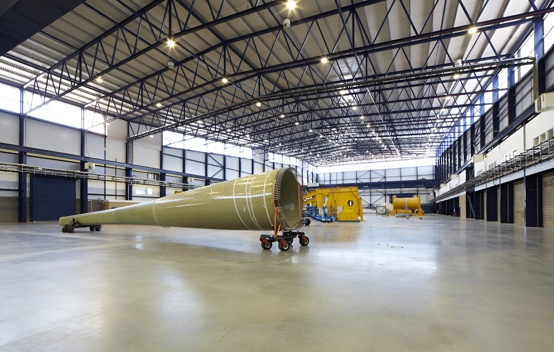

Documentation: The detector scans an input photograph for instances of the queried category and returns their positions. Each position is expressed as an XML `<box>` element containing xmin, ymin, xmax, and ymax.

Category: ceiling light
<box><xmin>295</xmin><ymin>122</ymin><xmax>299</xmax><ymax>125</ymax></box>
<box><xmin>156</xmin><ymin>102</ymin><xmax>162</xmax><ymax>108</ymax></box>
<box><xmin>286</xmin><ymin>0</ymin><xmax>296</xmax><ymax>10</ymax></box>
<box><xmin>367</xmin><ymin>123</ymin><xmax>371</xmax><ymax>128</ymax></box>
<box><xmin>227</xmin><ymin>128</ymin><xmax>231</xmax><ymax>132</ymax></box>
<box><xmin>309</xmin><ymin>129</ymin><xmax>313</xmax><ymax>132</ymax></box>
<box><xmin>280</xmin><ymin>114</ymin><xmax>285</xmax><ymax>118</ymax></box>
<box><xmin>264</xmin><ymin>139</ymin><xmax>269</xmax><ymax>143</ymax></box>
<box><xmin>95</xmin><ymin>76</ymin><xmax>103</xmax><ymax>83</ymax></box>
<box><xmin>256</xmin><ymin>102</ymin><xmax>262</xmax><ymax>107</ymax></box>
<box><xmin>339</xmin><ymin>90</ymin><xmax>348</xmax><ymax>95</ymax></box>
<box><xmin>352</xmin><ymin>106</ymin><xmax>358</xmax><ymax>111</ymax></box>
<box><xmin>360</xmin><ymin>115</ymin><xmax>365</xmax><ymax>120</ymax></box>
<box><xmin>246</xmin><ymin>134</ymin><xmax>250</xmax><ymax>138</ymax></box>
<box><xmin>453</xmin><ymin>73</ymin><xmax>461</xmax><ymax>79</ymax></box>
<box><xmin>167</xmin><ymin>38</ymin><xmax>175</xmax><ymax>47</ymax></box>
<box><xmin>321</xmin><ymin>57</ymin><xmax>329</xmax><ymax>64</ymax></box>
<box><xmin>149</xmin><ymin>135</ymin><xmax>154</xmax><ymax>138</ymax></box>
<box><xmin>221</xmin><ymin>77</ymin><xmax>229</xmax><ymax>84</ymax></box>
<box><xmin>468</xmin><ymin>27</ymin><xmax>478</xmax><ymax>35</ymax></box>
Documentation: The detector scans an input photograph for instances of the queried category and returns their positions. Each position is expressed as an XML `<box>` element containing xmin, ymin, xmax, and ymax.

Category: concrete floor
<box><xmin>0</xmin><ymin>215</ymin><xmax>553</xmax><ymax>352</ymax></box>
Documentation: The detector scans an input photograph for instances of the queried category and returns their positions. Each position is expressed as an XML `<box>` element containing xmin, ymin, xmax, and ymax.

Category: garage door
<box><xmin>30</xmin><ymin>175</ymin><xmax>76</xmax><ymax>221</ymax></box>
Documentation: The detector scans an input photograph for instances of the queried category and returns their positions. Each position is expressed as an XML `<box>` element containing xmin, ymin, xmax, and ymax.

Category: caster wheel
<box><xmin>260</xmin><ymin>240</ymin><xmax>272</xmax><ymax>250</ymax></box>
<box><xmin>62</xmin><ymin>225</ymin><xmax>68</xmax><ymax>233</ymax></box>
<box><xmin>304</xmin><ymin>218</ymin><xmax>311</xmax><ymax>226</ymax></box>
<box><xmin>89</xmin><ymin>226</ymin><xmax>96</xmax><ymax>231</ymax></box>
<box><xmin>68</xmin><ymin>225</ymin><xmax>75</xmax><ymax>233</ymax></box>
<box><xmin>286</xmin><ymin>237</ymin><xmax>293</xmax><ymax>245</ymax></box>
<box><xmin>95</xmin><ymin>225</ymin><xmax>102</xmax><ymax>232</ymax></box>
<box><xmin>278</xmin><ymin>240</ymin><xmax>290</xmax><ymax>251</ymax></box>
<box><xmin>299</xmin><ymin>236</ymin><xmax>309</xmax><ymax>246</ymax></box>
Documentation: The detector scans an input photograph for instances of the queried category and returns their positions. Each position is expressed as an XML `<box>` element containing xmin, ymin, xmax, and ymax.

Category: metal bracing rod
<box><xmin>95</xmin><ymin>5</ymin><xmax>545</xmax><ymax>131</ymax></box>
<box><xmin>128</xmin><ymin>56</ymin><xmax>528</xmax><ymax>141</ymax></box>
<box><xmin>20</xmin><ymin>0</ymin><xmax>284</xmax><ymax>115</ymax></box>
<box><xmin>125</xmin><ymin>53</ymin><xmax>520</xmax><ymax>131</ymax></box>
<box><xmin>99</xmin><ymin>0</ymin><xmax>386</xmax><ymax>123</ymax></box>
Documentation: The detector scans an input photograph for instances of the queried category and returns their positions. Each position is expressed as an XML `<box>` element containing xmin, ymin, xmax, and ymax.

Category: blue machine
<box><xmin>304</xmin><ymin>205</ymin><xmax>335</xmax><ymax>223</ymax></box>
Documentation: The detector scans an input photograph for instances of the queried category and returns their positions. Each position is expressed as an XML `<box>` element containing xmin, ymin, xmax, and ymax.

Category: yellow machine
<box><xmin>391</xmin><ymin>195</ymin><xmax>424</xmax><ymax>217</ymax></box>
<box><xmin>303</xmin><ymin>186</ymin><xmax>364</xmax><ymax>222</ymax></box>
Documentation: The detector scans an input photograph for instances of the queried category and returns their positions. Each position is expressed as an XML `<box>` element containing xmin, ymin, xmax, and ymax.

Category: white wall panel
<box><xmin>207</xmin><ymin>164</ymin><xmax>224</xmax><ymax>179</ymax></box>
<box><xmin>0</xmin><ymin>172</ymin><xmax>17</xmax><ymax>190</ymax></box>
<box><xmin>88</xmin><ymin>180</ymin><xmax>106</xmax><ymax>195</ymax></box>
<box><xmin>344</xmin><ymin>171</ymin><xmax>356</xmax><ymax>182</ymax></box>
<box><xmin>27</xmin><ymin>156</ymin><xmax>79</xmax><ymax>170</ymax></box>
<box><xmin>26</xmin><ymin>119</ymin><xmax>80</xmax><ymax>155</ymax></box>
<box><xmin>106</xmin><ymin>138</ymin><xmax>126</xmax><ymax>162</ymax></box>
<box><xmin>254</xmin><ymin>161</ymin><xmax>263</xmax><ymax>173</ymax></box>
<box><xmin>0</xmin><ymin>152</ymin><xmax>18</xmax><ymax>163</ymax></box>
<box><xmin>526</xmin><ymin>111</ymin><xmax>554</xmax><ymax>147</ymax></box>
<box><xmin>402</xmin><ymin>167</ymin><xmax>417</xmax><ymax>177</ymax></box>
<box><xmin>186</xmin><ymin>160</ymin><xmax>205</xmax><ymax>176</ymax></box>
<box><xmin>226</xmin><ymin>169</ymin><xmax>239</xmax><ymax>180</ymax></box>
<box><xmin>163</xmin><ymin>155</ymin><xmax>182</xmax><ymax>172</ymax></box>
<box><xmin>108</xmin><ymin>119</ymin><xmax>128</xmax><ymax>139</ymax></box>
<box><xmin>356</xmin><ymin>171</ymin><xmax>370</xmax><ymax>182</ymax></box>
<box><xmin>86</xmin><ymin>133</ymin><xmax>104</xmax><ymax>159</ymax></box>
<box><xmin>0</xmin><ymin>112</ymin><xmax>19</xmax><ymax>145</ymax></box>
<box><xmin>164</xmin><ymin>147</ymin><xmax>182</xmax><ymax>157</ymax></box>
<box><xmin>370</xmin><ymin>170</ymin><xmax>385</xmax><ymax>181</ymax></box>
<box><xmin>417</xmin><ymin>166</ymin><xmax>434</xmax><ymax>177</ymax></box>
<box><xmin>241</xmin><ymin>158</ymin><xmax>252</xmax><ymax>175</ymax></box>
<box><xmin>226</xmin><ymin>156</ymin><xmax>239</xmax><ymax>170</ymax></box>
<box><xmin>187</xmin><ymin>150</ymin><xmax>205</xmax><ymax>163</ymax></box>
<box><xmin>133</xmin><ymin>144</ymin><xmax>160</xmax><ymax>168</ymax></box>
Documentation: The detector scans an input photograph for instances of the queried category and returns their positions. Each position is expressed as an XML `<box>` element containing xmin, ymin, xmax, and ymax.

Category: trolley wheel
<box><xmin>278</xmin><ymin>240</ymin><xmax>290</xmax><ymax>251</ymax></box>
<box><xmin>299</xmin><ymin>236</ymin><xmax>310</xmax><ymax>246</ymax></box>
<box><xmin>89</xmin><ymin>226</ymin><xmax>96</xmax><ymax>231</ymax></box>
<box><xmin>68</xmin><ymin>225</ymin><xmax>75</xmax><ymax>233</ymax></box>
<box><xmin>304</xmin><ymin>218</ymin><xmax>311</xmax><ymax>226</ymax></box>
<box><xmin>260</xmin><ymin>240</ymin><xmax>272</xmax><ymax>250</ymax></box>
<box><xmin>286</xmin><ymin>237</ymin><xmax>294</xmax><ymax>245</ymax></box>
<box><xmin>62</xmin><ymin>225</ymin><xmax>68</xmax><ymax>233</ymax></box>
<box><xmin>95</xmin><ymin>225</ymin><xmax>102</xmax><ymax>232</ymax></box>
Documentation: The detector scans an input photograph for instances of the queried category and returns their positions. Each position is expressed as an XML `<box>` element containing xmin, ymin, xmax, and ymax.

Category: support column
<box><xmin>18</xmin><ymin>113</ymin><xmax>27</xmax><ymax>223</ymax></box>
<box><xmin>80</xmin><ymin>129</ymin><xmax>88</xmax><ymax>213</ymax></box>
<box><xmin>126</xmin><ymin>141</ymin><xmax>133</xmax><ymax>200</ymax></box>
<box><xmin>160</xmin><ymin>149</ymin><xmax>166</xmax><ymax>197</ymax></box>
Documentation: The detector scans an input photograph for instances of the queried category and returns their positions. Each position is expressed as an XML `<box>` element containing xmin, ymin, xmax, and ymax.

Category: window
<box><xmin>517</xmin><ymin>33</ymin><xmax>535</xmax><ymax>78</ymax></box>
<box><xmin>544</xmin><ymin>12</ymin><xmax>554</xmax><ymax>52</ymax></box>
<box><xmin>84</xmin><ymin>110</ymin><xmax>107</xmax><ymax>134</ymax></box>
<box><xmin>163</xmin><ymin>131</ymin><xmax>253</xmax><ymax>159</ymax></box>
<box><xmin>0</xmin><ymin>83</ymin><xmax>20</xmax><ymax>113</ymax></box>
<box><xmin>29</xmin><ymin>100</ymin><xmax>81</xmax><ymax>129</ymax></box>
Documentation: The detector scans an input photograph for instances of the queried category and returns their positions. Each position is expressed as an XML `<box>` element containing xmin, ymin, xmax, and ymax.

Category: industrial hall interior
<box><xmin>1</xmin><ymin>0</ymin><xmax>554</xmax><ymax>350</ymax></box>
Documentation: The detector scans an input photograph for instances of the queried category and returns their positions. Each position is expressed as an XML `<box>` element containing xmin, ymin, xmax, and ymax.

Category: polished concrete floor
<box><xmin>0</xmin><ymin>214</ymin><xmax>553</xmax><ymax>351</ymax></box>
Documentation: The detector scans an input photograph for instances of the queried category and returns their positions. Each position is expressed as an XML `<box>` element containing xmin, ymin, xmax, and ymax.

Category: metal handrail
<box><xmin>433</xmin><ymin>137</ymin><xmax>554</xmax><ymax>202</ymax></box>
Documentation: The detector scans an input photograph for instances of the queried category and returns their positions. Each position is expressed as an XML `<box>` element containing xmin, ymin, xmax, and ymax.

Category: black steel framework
<box><xmin>0</xmin><ymin>0</ymin><xmax>552</xmax><ymax>166</ymax></box>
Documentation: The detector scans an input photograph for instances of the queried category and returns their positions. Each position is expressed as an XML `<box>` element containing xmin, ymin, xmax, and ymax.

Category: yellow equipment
<box><xmin>303</xmin><ymin>186</ymin><xmax>364</xmax><ymax>222</ymax></box>
<box><xmin>391</xmin><ymin>195</ymin><xmax>424</xmax><ymax>217</ymax></box>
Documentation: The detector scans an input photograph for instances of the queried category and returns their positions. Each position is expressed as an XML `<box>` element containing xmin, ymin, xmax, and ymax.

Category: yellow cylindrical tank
<box><xmin>391</xmin><ymin>195</ymin><xmax>424</xmax><ymax>216</ymax></box>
